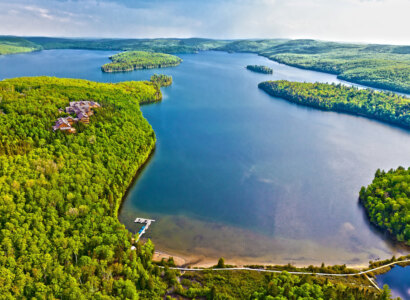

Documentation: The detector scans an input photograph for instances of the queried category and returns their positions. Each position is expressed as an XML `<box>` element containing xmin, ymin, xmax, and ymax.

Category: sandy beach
<box><xmin>152</xmin><ymin>248</ymin><xmax>372</xmax><ymax>269</ymax></box>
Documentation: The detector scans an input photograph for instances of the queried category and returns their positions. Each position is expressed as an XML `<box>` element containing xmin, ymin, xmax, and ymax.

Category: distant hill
<box><xmin>2</xmin><ymin>36</ymin><xmax>410</xmax><ymax>93</ymax></box>
<box><xmin>0</xmin><ymin>36</ymin><xmax>41</xmax><ymax>54</ymax></box>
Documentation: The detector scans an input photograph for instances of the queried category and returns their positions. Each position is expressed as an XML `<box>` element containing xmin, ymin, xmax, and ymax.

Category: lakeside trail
<box><xmin>153</xmin><ymin>242</ymin><xmax>410</xmax><ymax>290</ymax></box>
<box><xmin>152</xmin><ymin>249</ymin><xmax>401</xmax><ymax>269</ymax></box>
<box><xmin>160</xmin><ymin>259</ymin><xmax>410</xmax><ymax>277</ymax></box>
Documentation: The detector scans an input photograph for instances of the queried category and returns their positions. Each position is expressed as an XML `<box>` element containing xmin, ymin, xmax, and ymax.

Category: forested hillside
<box><xmin>0</xmin><ymin>36</ymin><xmax>41</xmax><ymax>55</ymax></box>
<box><xmin>219</xmin><ymin>39</ymin><xmax>410</xmax><ymax>93</ymax></box>
<box><xmin>0</xmin><ymin>77</ymin><xmax>164</xmax><ymax>298</ymax></box>
<box><xmin>2</xmin><ymin>36</ymin><xmax>409</xmax><ymax>93</ymax></box>
<box><xmin>258</xmin><ymin>80</ymin><xmax>410</xmax><ymax>129</ymax></box>
<box><xmin>360</xmin><ymin>167</ymin><xmax>410</xmax><ymax>245</ymax></box>
<box><xmin>101</xmin><ymin>51</ymin><xmax>182</xmax><ymax>73</ymax></box>
<box><xmin>25</xmin><ymin>37</ymin><xmax>228</xmax><ymax>54</ymax></box>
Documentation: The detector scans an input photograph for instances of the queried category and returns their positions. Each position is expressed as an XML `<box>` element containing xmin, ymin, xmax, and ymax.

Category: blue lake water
<box><xmin>377</xmin><ymin>266</ymin><xmax>410</xmax><ymax>299</ymax></box>
<box><xmin>1</xmin><ymin>50</ymin><xmax>409</xmax><ymax>269</ymax></box>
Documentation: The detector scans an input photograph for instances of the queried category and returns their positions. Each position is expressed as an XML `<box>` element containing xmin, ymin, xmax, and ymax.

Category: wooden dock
<box><xmin>134</xmin><ymin>217</ymin><xmax>155</xmax><ymax>241</ymax></box>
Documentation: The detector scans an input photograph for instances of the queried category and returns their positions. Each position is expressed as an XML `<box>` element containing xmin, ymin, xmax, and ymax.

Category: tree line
<box><xmin>164</xmin><ymin>269</ymin><xmax>392</xmax><ymax>299</ymax></box>
<box><xmin>360</xmin><ymin>167</ymin><xmax>410</xmax><ymax>245</ymax></box>
<box><xmin>246</xmin><ymin>65</ymin><xmax>273</xmax><ymax>74</ymax></box>
<box><xmin>258</xmin><ymin>80</ymin><xmax>410</xmax><ymax>129</ymax></box>
<box><xmin>150</xmin><ymin>74</ymin><xmax>173</xmax><ymax>87</ymax></box>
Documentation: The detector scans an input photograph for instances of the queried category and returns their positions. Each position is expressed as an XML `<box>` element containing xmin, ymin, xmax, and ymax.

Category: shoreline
<box><xmin>254</xmin><ymin>52</ymin><xmax>410</xmax><ymax>95</ymax></box>
<box><xmin>359</xmin><ymin>196</ymin><xmax>410</xmax><ymax>251</ymax></box>
<box><xmin>152</xmin><ymin>247</ymin><xmax>371</xmax><ymax>269</ymax></box>
<box><xmin>111</xmin><ymin>51</ymin><xmax>409</xmax><ymax>274</ymax></box>
<box><xmin>101</xmin><ymin>63</ymin><xmax>181</xmax><ymax>73</ymax></box>
<box><xmin>117</xmin><ymin>145</ymin><xmax>156</xmax><ymax>216</ymax></box>
<box><xmin>5</xmin><ymin>46</ymin><xmax>408</xmax><ymax>95</ymax></box>
<box><xmin>117</xmin><ymin>93</ymin><xmax>163</xmax><ymax>216</ymax></box>
<box><xmin>152</xmin><ymin>248</ymin><xmax>410</xmax><ymax>277</ymax></box>
<box><xmin>258</xmin><ymin>82</ymin><xmax>410</xmax><ymax>131</ymax></box>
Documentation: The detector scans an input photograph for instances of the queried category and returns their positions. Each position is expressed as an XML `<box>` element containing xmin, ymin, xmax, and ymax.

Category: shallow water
<box><xmin>0</xmin><ymin>49</ymin><xmax>409</xmax><ymax>266</ymax></box>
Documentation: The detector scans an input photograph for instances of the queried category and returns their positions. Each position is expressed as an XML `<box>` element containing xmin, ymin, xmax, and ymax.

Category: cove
<box><xmin>0</xmin><ymin>49</ymin><xmax>409</xmax><ymax>267</ymax></box>
<box><xmin>376</xmin><ymin>266</ymin><xmax>410</xmax><ymax>299</ymax></box>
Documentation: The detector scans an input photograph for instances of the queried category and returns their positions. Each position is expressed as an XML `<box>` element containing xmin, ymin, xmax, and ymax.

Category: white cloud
<box><xmin>0</xmin><ymin>0</ymin><xmax>409</xmax><ymax>44</ymax></box>
<box><xmin>199</xmin><ymin>0</ymin><xmax>410</xmax><ymax>44</ymax></box>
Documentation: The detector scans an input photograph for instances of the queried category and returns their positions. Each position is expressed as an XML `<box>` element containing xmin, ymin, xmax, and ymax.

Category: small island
<box><xmin>101</xmin><ymin>51</ymin><xmax>182</xmax><ymax>73</ymax></box>
<box><xmin>360</xmin><ymin>167</ymin><xmax>410</xmax><ymax>245</ymax></box>
<box><xmin>258</xmin><ymin>80</ymin><xmax>410</xmax><ymax>129</ymax></box>
<box><xmin>150</xmin><ymin>74</ymin><xmax>173</xmax><ymax>87</ymax></box>
<box><xmin>246</xmin><ymin>65</ymin><xmax>273</xmax><ymax>74</ymax></box>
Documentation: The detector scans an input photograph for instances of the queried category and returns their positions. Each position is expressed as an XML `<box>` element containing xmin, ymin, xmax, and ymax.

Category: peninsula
<box><xmin>258</xmin><ymin>80</ymin><xmax>410</xmax><ymax>129</ymax></box>
<box><xmin>0</xmin><ymin>76</ymin><xmax>161</xmax><ymax>298</ymax></box>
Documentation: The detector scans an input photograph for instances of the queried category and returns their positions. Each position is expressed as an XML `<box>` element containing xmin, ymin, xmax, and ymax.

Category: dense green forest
<box><xmin>101</xmin><ymin>51</ymin><xmax>182</xmax><ymax>73</ymax></box>
<box><xmin>246</xmin><ymin>65</ymin><xmax>273</xmax><ymax>74</ymax></box>
<box><xmin>0</xmin><ymin>77</ymin><xmax>165</xmax><ymax>298</ymax></box>
<box><xmin>150</xmin><ymin>74</ymin><xmax>173</xmax><ymax>87</ymax></box>
<box><xmin>218</xmin><ymin>39</ymin><xmax>410</xmax><ymax>93</ymax></box>
<box><xmin>2</xmin><ymin>36</ymin><xmax>409</xmax><ymax>93</ymax></box>
<box><xmin>360</xmin><ymin>167</ymin><xmax>410</xmax><ymax>245</ymax></box>
<box><xmin>271</xmin><ymin>53</ymin><xmax>410</xmax><ymax>94</ymax></box>
<box><xmin>0</xmin><ymin>36</ymin><xmax>41</xmax><ymax>55</ymax></box>
<box><xmin>24</xmin><ymin>37</ymin><xmax>228</xmax><ymax>54</ymax></box>
<box><xmin>258</xmin><ymin>80</ymin><xmax>410</xmax><ymax>129</ymax></box>
<box><xmin>157</xmin><ymin>257</ymin><xmax>395</xmax><ymax>299</ymax></box>
<box><xmin>161</xmin><ymin>267</ymin><xmax>391</xmax><ymax>299</ymax></box>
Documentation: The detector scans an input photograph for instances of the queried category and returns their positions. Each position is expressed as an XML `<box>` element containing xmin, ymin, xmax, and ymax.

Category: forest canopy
<box><xmin>360</xmin><ymin>167</ymin><xmax>410</xmax><ymax>245</ymax></box>
<box><xmin>101</xmin><ymin>51</ymin><xmax>182</xmax><ymax>73</ymax></box>
<box><xmin>258</xmin><ymin>80</ymin><xmax>410</xmax><ymax>129</ymax></box>
<box><xmin>171</xmin><ymin>270</ymin><xmax>392</xmax><ymax>300</ymax></box>
<box><xmin>150</xmin><ymin>74</ymin><xmax>173</xmax><ymax>87</ymax></box>
<box><xmin>0</xmin><ymin>77</ymin><xmax>164</xmax><ymax>298</ymax></box>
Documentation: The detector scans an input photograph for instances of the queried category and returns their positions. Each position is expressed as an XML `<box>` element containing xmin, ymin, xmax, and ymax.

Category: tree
<box><xmin>217</xmin><ymin>257</ymin><xmax>225</xmax><ymax>268</ymax></box>
<box><xmin>380</xmin><ymin>284</ymin><xmax>392</xmax><ymax>300</ymax></box>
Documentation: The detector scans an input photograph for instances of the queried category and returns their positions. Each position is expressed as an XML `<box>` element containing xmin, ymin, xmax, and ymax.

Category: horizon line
<box><xmin>2</xmin><ymin>35</ymin><xmax>410</xmax><ymax>47</ymax></box>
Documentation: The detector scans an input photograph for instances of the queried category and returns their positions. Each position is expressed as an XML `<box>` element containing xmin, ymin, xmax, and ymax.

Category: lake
<box><xmin>376</xmin><ymin>266</ymin><xmax>410</xmax><ymax>299</ymax></box>
<box><xmin>1</xmin><ymin>49</ymin><xmax>409</xmax><ymax>268</ymax></box>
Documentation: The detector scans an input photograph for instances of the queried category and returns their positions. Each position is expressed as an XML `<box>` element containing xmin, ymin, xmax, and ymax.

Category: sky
<box><xmin>0</xmin><ymin>0</ymin><xmax>409</xmax><ymax>45</ymax></box>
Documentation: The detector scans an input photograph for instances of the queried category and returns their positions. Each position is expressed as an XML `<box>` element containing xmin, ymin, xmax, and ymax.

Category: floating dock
<box><xmin>134</xmin><ymin>217</ymin><xmax>155</xmax><ymax>241</ymax></box>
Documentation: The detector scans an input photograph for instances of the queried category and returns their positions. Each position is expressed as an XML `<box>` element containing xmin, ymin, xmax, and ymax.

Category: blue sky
<box><xmin>0</xmin><ymin>0</ymin><xmax>409</xmax><ymax>44</ymax></box>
